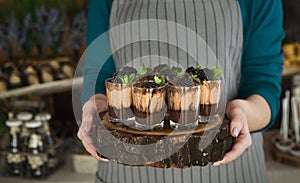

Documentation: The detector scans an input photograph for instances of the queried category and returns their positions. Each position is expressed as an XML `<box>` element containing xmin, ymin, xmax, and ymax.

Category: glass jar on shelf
<box><xmin>5</xmin><ymin>118</ymin><xmax>24</xmax><ymax>176</ymax></box>
<box><xmin>25</xmin><ymin>120</ymin><xmax>48</xmax><ymax>178</ymax></box>
<box><xmin>17</xmin><ymin>112</ymin><xmax>33</xmax><ymax>152</ymax></box>
<box><xmin>35</xmin><ymin>113</ymin><xmax>54</xmax><ymax>147</ymax></box>
<box><xmin>35</xmin><ymin>113</ymin><xmax>57</xmax><ymax>169</ymax></box>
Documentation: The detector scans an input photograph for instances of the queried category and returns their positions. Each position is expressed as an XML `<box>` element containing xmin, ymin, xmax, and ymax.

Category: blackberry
<box><xmin>202</xmin><ymin>68</ymin><xmax>214</xmax><ymax>80</ymax></box>
<box><xmin>118</xmin><ymin>66</ymin><xmax>137</xmax><ymax>76</ymax></box>
<box><xmin>113</xmin><ymin>72</ymin><xmax>119</xmax><ymax>78</ymax></box>
<box><xmin>114</xmin><ymin>77</ymin><xmax>122</xmax><ymax>84</ymax></box>
<box><xmin>197</xmin><ymin>69</ymin><xmax>208</xmax><ymax>82</ymax></box>
<box><xmin>172</xmin><ymin>67</ymin><xmax>183</xmax><ymax>73</ymax></box>
<box><xmin>159</xmin><ymin>69</ymin><xmax>176</xmax><ymax>81</ymax></box>
<box><xmin>176</xmin><ymin>75</ymin><xmax>194</xmax><ymax>87</ymax></box>
<box><xmin>186</xmin><ymin>67</ymin><xmax>197</xmax><ymax>75</ymax></box>
<box><xmin>151</xmin><ymin>82</ymin><xmax>157</xmax><ymax>88</ymax></box>
<box><xmin>145</xmin><ymin>82</ymin><xmax>151</xmax><ymax>88</ymax></box>
<box><xmin>153</xmin><ymin>64</ymin><xmax>169</xmax><ymax>73</ymax></box>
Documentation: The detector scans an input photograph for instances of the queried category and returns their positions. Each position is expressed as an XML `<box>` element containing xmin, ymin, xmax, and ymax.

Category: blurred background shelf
<box><xmin>0</xmin><ymin>77</ymin><xmax>82</xmax><ymax>99</ymax></box>
<box><xmin>282</xmin><ymin>67</ymin><xmax>300</xmax><ymax>77</ymax></box>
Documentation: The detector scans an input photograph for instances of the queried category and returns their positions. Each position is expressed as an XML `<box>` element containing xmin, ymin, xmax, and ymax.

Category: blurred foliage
<box><xmin>0</xmin><ymin>0</ymin><xmax>87</xmax><ymax>60</ymax></box>
<box><xmin>0</xmin><ymin>0</ymin><xmax>88</xmax><ymax>24</ymax></box>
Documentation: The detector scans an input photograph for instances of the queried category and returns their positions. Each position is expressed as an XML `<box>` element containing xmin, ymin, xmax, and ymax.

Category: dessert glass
<box><xmin>106</xmin><ymin>78</ymin><xmax>135</xmax><ymax>125</ymax></box>
<box><xmin>199</xmin><ymin>79</ymin><xmax>222</xmax><ymax>122</ymax></box>
<box><xmin>168</xmin><ymin>85</ymin><xmax>201</xmax><ymax>129</ymax></box>
<box><xmin>132</xmin><ymin>81</ymin><xmax>167</xmax><ymax>130</ymax></box>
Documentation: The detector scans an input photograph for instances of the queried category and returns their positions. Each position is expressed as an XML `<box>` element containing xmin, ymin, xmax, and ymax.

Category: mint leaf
<box><xmin>154</xmin><ymin>76</ymin><xmax>162</xmax><ymax>85</ymax></box>
<box><xmin>154</xmin><ymin>76</ymin><xmax>165</xmax><ymax>85</ymax></box>
<box><xmin>161</xmin><ymin>77</ymin><xmax>165</xmax><ymax>84</ymax></box>
<box><xmin>137</xmin><ymin>64</ymin><xmax>152</xmax><ymax>76</ymax></box>
<box><xmin>128</xmin><ymin>73</ymin><xmax>136</xmax><ymax>84</ymax></box>
<box><xmin>120</xmin><ymin>75</ymin><xmax>129</xmax><ymax>84</ymax></box>
<box><xmin>161</xmin><ymin>66</ymin><xmax>169</xmax><ymax>71</ymax></box>
<box><xmin>173</xmin><ymin>67</ymin><xmax>182</xmax><ymax>73</ymax></box>
<box><xmin>137</xmin><ymin>64</ymin><xmax>147</xmax><ymax>76</ymax></box>
<box><xmin>213</xmin><ymin>68</ymin><xmax>223</xmax><ymax>80</ymax></box>
<box><xmin>176</xmin><ymin>70</ymin><xmax>185</xmax><ymax>78</ymax></box>
<box><xmin>196</xmin><ymin>65</ymin><xmax>201</xmax><ymax>70</ymax></box>
<box><xmin>191</xmin><ymin>74</ymin><xmax>200</xmax><ymax>83</ymax></box>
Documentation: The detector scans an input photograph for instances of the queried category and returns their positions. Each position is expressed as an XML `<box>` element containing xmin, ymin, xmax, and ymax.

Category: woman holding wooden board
<box><xmin>78</xmin><ymin>0</ymin><xmax>284</xmax><ymax>182</ymax></box>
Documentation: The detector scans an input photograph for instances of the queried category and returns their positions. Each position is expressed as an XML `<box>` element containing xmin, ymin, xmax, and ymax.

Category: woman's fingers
<box><xmin>212</xmin><ymin>102</ymin><xmax>251</xmax><ymax>166</ymax></box>
<box><xmin>78</xmin><ymin>125</ymin><xmax>109</xmax><ymax>162</ymax></box>
<box><xmin>81</xmin><ymin>135</ymin><xmax>109</xmax><ymax>162</ymax></box>
<box><xmin>228</xmin><ymin>107</ymin><xmax>247</xmax><ymax>137</ymax></box>
<box><xmin>77</xmin><ymin>95</ymin><xmax>110</xmax><ymax>162</ymax></box>
<box><xmin>212</xmin><ymin>132</ymin><xmax>251</xmax><ymax>166</ymax></box>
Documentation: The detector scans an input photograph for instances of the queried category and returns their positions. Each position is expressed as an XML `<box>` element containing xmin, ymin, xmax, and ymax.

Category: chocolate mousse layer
<box><xmin>132</xmin><ymin>81</ymin><xmax>167</xmax><ymax>129</ymax></box>
<box><xmin>133</xmin><ymin>109</ymin><xmax>166</xmax><ymax>127</ymax></box>
<box><xmin>108</xmin><ymin>106</ymin><xmax>134</xmax><ymax>120</ymax></box>
<box><xmin>168</xmin><ymin>85</ymin><xmax>200</xmax><ymax>127</ymax></box>
<box><xmin>199</xmin><ymin>104</ymin><xmax>218</xmax><ymax>116</ymax></box>
<box><xmin>169</xmin><ymin>110</ymin><xmax>198</xmax><ymax>125</ymax></box>
<box><xmin>199</xmin><ymin>80</ymin><xmax>221</xmax><ymax>121</ymax></box>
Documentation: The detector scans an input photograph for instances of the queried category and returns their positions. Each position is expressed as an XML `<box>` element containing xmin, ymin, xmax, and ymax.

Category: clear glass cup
<box><xmin>132</xmin><ymin>81</ymin><xmax>167</xmax><ymax>130</ymax></box>
<box><xmin>106</xmin><ymin>78</ymin><xmax>135</xmax><ymax>126</ymax></box>
<box><xmin>199</xmin><ymin>79</ymin><xmax>222</xmax><ymax>122</ymax></box>
<box><xmin>168</xmin><ymin>85</ymin><xmax>200</xmax><ymax>129</ymax></box>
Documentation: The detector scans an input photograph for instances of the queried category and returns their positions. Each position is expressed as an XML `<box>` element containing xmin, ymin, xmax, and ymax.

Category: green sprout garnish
<box><xmin>154</xmin><ymin>75</ymin><xmax>165</xmax><ymax>85</ymax></box>
<box><xmin>161</xmin><ymin>66</ymin><xmax>170</xmax><ymax>71</ymax></box>
<box><xmin>120</xmin><ymin>73</ymin><xmax>136</xmax><ymax>84</ymax></box>
<box><xmin>196</xmin><ymin>65</ymin><xmax>201</xmax><ymax>71</ymax></box>
<box><xmin>128</xmin><ymin>73</ymin><xmax>136</xmax><ymax>84</ymax></box>
<box><xmin>120</xmin><ymin>75</ymin><xmax>128</xmax><ymax>84</ymax></box>
<box><xmin>212</xmin><ymin>67</ymin><xmax>222</xmax><ymax>80</ymax></box>
<box><xmin>173</xmin><ymin>67</ymin><xmax>182</xmax><ymax>73</ymax></box>
<box><xmin>137</xmin><ymin>64</ymin><xmax>152</xmax><ymax>76</ymax></box>
<box><xmin>191</xmin><ymin>74</ymin><xmax>200</xmax><ymax>83</ymax></box>
<box><xmin>176</xmin><ymin>70</ymin><xmax>185</xmax><ymax>78</ymax></box>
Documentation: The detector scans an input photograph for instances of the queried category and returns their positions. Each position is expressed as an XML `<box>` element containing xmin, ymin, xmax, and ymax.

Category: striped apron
<box><xmin>96</xmin><ymin>0</ymin><xmax>269</xmax><ymax>182</ymax></box>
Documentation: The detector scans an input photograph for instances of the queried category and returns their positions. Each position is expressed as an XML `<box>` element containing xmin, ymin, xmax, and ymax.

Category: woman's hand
<box><xmin>212</xmin><ymin>99</ymin><xmax>252</xmax><ymax>166</ymax></box>
<box><xmin>77</xmin><ymin>94</ymin><xmax>109</xmax><ymax>162</ymax></box>
<box><xmin>212</xmin><ymin>94</ymin><xmax>270</xmax><ymax>166</ymax></box>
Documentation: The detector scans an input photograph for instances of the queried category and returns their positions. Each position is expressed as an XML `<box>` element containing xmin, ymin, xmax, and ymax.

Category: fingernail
<box><xmin>101</xmin><ymin>158</ymin><xmax>109</xmax><ymax>162</ymax></box>
<box><xmin>232</xmin><ymin>127</ymin><xmax>239</xmax><ymax>137</ymax></box>
<box><xmin>212</xmin><ymin>162</ymin><xmax>221</xmax><ymax>166</ymax></box>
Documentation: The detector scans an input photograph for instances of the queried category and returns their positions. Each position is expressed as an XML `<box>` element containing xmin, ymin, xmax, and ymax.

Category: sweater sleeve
<box><xmin>239</xmin><ymin>0</ymin><xmax>285</xmax><ymax>131</ymax></box>
<box><xmin>81</xmin><ymin>0</ymin><xmax>115</xmax><ymax>105</ymax></box>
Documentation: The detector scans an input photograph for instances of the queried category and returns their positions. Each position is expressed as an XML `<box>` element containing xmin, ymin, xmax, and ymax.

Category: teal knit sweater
<box><xmin>82</xmin><ymin>0</ymin><xmax>285</xmax><ymax>132</ymax></box>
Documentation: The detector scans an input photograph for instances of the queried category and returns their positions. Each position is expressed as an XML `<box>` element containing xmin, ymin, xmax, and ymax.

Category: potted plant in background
<box><xmin>34</xmin><ymin>6</ymin><xmax>66</xmax><ymax>59</ymax></box>
<box><xmin>66</xmin><ymin>10</ymin><xmax>86</xmax><ymax>61</ymax></box>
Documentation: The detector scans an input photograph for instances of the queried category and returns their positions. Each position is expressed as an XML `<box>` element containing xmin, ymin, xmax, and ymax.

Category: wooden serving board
<box><xmin>94</xmin><ymin>112</ymin><xmax>233</xmax><ymax>168</ymax></box>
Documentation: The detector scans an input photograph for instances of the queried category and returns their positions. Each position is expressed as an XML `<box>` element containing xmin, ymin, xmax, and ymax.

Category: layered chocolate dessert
<box><xmin>168</xmin><ymin>69</ymin><xmax>201</xmax><ymax>128</ymax></box>
<box><xmin>106</xmin><ymin>66</ymin><xmax>137</xmax><ymax>124</ymax></box>
<box><xmin>132</xmin><ymin>75</ymin><xmax>167</xmax><ymax>130</ymax></box>
<box><xmin>199</xmin><ymin>80</ymin><xmax>221</xmax><ymax>116</ymax></box>
<box><xmin>186</xmin><ymin>66</ymin><xmax>222</xmax><ymax>122</ymax></box>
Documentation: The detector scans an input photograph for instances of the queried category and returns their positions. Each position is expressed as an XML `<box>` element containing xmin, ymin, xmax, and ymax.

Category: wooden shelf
<box><xmin>0</xmin><ymin>77</ymin><xmax>83</xmax><ymax>99</ymax></box>
<box><xmin>282</xmin><ymin>67</ymin><xmax>300</xmax><ymax>77</ymax></box>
